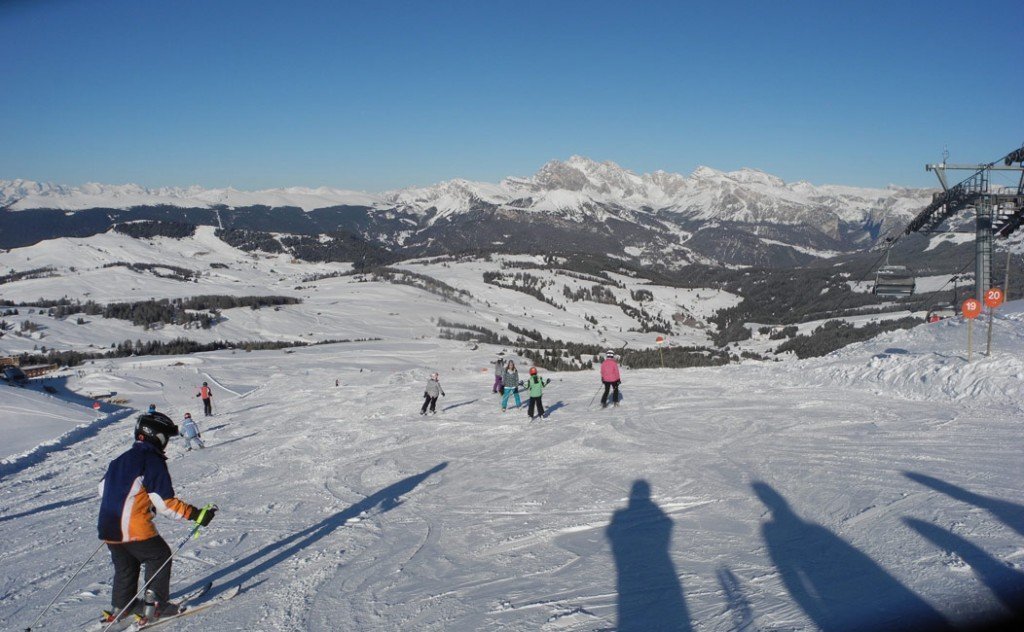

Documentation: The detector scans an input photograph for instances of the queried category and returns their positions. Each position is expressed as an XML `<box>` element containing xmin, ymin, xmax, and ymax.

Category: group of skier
<box><xmin>423</xmin><ymin>349</ymin><xmax>622</xmax><ymax>421</ymax></box>
<box><xmin>87</xmin><ymin>356</ymin><xmax>623</xmax><ymax>628</ymax></box>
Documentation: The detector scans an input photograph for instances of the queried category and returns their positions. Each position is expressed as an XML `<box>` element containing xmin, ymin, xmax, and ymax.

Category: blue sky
<box><xmin>2</xmin><ymin>0</ymin><xmax>1021</xmax><ymax>191</ymax></box>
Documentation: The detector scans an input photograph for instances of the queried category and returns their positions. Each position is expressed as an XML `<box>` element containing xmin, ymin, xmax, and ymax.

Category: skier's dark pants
<box><xmin>528</xmin><ymin>396</ymin><xmax>544</xmax><ymax>418</ymax></box>
<box><xmin>108</xmin><ymin>536</ymin><xmax>172</xmax><ymax>609</ymax></box>
<box><xmin>202</xmin><ymin>398</ymin><xmax>212</xmax><ymax>416</ymax></box>
<box><xmin>421</xmin><ymin>394</ymin><xmax>438</xmax><ymax>414</ymax></box>
<box><xmin>601</xmin><ymin>380</ymin><xmax>620</xmax><ymax>406</ymax></box>
<box><xmin>493</xmin><ymin>375</ymin><xmax>503</xmax><ymax>393</ymax></box>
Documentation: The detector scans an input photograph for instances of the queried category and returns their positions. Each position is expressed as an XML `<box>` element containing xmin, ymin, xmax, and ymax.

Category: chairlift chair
<box><xmin>873</xmin><ymin>265</ymin><xmax>916</xmax><ymax>297</ymax></box>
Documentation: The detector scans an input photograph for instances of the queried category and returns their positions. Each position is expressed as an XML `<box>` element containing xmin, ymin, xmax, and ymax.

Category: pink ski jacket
<box><xmin>600</xmin><ymin>358</ymin><xmax>621</xmax><ymax>383</ymax></box>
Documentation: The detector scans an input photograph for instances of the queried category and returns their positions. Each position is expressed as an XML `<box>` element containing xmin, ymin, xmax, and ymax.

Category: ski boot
<box><xmin>100</xmin><ymin>600</ymin><xmax>142</xmax><ymax>624</ymax></box>
<box><xmin>134</xmin><ymin>590</ymin><xmax>180</xmax><ymax>626</ymax></box>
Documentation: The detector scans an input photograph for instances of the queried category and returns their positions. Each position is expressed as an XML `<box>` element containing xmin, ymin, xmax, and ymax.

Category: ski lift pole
<box><xmin>962</xmin><ymin>298</ymin><xmax>981</xmax><ymax>362</ymax></box>
<box><xmin>1004</xmin><ymin>249</ymin><xmax>1012</xmax><ymax>302</ymax></box>
<box><xmin>986</xmin><ymin>307</ymin><xmax>995</xmax><ymax>356</ymax></box>
<box><xmin>983</xmin><ymin>288</ymin><xmax>1005</xmax><ymax>357</ymax></box>
<box><xmin>24</xmin><ymin>541</ymin><xmax>107</xmax><ymax>631</ymax></box>
<box><xmin>968</xmin><ymin>319</ymin><xmax>974</xmax><ymax>362</ymax></box>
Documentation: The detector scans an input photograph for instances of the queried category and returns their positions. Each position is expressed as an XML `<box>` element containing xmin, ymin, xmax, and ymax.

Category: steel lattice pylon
<box><xmin>901</xmin><ymin>145</ymin><xmax>1024</xmax><ymax>299</ymax></box>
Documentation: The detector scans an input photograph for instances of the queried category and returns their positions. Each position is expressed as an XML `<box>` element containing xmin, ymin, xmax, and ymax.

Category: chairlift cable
<box><xmin>822</xmin><ymin>239</ymin><xmax>903</xmax><ymax>322</ymax></box>
<box><xmin>916</xmin><ymin>253</ymin><xmax>977</xmax><ymax>318</ymax></box>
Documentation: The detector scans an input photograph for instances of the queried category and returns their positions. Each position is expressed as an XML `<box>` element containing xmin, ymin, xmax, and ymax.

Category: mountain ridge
<box><xmin>2</xmin><ymin>156</ymin><xmax>931</xmax><ymax>222</ymax></box>
<box><xmin>0</xmin><ymin>158</ymin><xmax>938</xmax><ymax>266</ymax></box>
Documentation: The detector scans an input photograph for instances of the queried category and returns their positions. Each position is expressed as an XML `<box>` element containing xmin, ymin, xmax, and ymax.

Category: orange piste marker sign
<box><xmin>984</xmin><ymin>287</ymin><xmax>1004</xmax><ymax>309</ymax></box>
<box><xmin>962</xmin><ymin>298</ymin><xmax>982</xmax><ymax>319</ymax></box>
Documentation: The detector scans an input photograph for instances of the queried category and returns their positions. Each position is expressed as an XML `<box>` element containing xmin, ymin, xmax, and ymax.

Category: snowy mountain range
<box><xmin>1</xmin><ymin>157</ymin><xmax>936</xmax><ymax>267</ymax></box>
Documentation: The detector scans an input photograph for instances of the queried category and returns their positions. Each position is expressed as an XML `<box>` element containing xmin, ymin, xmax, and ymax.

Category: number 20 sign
<box><xmin>984</xmin><ymin>287</ymin><xmax>1004</xmax><ymax>309</ymax></box>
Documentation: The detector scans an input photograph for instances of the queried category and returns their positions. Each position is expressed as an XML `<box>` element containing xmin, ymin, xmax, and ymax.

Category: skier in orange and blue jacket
<box><xmin>97</xmin><ymin>412</ymin><xmax>216</xmax><ymax>623</ymax></box>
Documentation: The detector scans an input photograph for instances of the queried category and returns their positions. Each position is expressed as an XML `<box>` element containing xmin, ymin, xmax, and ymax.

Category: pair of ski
<box><xmin>89</xmin><ymin>582</ymin><xmax>239</xmax><ymax>631</ymax></box>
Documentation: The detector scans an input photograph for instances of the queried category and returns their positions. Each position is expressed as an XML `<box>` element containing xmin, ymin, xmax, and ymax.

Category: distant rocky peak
<box><xmin>533</xmin><ymin>159</ymin><xmax>590</xmax><ymax>192</ymax></box>
<box><xmin>689</xmin><ymin>165</ymin><xmax>725</xmax><ymax>180</ymax></box>
<box><xmin>724</xmin><ymin>168</ymin><xmax>786</xmax><ymax>188</ymax></box>
<box><xmin>532</xmin><ymin>156</ymin><xmax>647</xmax><ymax>196</ymax></box>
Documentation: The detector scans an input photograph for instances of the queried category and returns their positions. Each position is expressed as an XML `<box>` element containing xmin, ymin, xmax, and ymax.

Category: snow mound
<box><xmin>766</xmin><ymin>302</ymin><xmax>1024</xmax><ymax>409</ymax></box>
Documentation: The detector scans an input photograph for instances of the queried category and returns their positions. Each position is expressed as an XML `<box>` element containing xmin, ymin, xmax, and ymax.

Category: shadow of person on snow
<box><xmin>442</xmin><ymin>399</ymin><xmax>478</xmax><ymax>412</ymax></box>
<box><xmin>606</xmin><ymin>479</ymin><xmax>691</xmax><ymax>632</ymax></box>
<box><xmin>904</xmin><ymin>518</ymin><xmax>1024</xmax><ymax>614</ymax></box>
<box><xmin>716</xmin><ymin>566</ymin><xmax>754</xmax><ymax>631</ymax></box>
<box><xmin>180</xmin><ymin>462</ymin><xmax>448</xmax><ymax>598</ymax></box>
<box><xmin>200</xmin><ymin>432</ymin><xmax>260</xmax><ymax>450</ymax></box>
<box><xmin>753</xmin><ymin>481</ymin><xmax>952</xmax><ymax>631</ymax></box>
<box><xmin>0</xmin><ymin>494</ymin><xmax>92</xmax><ymax>523</ymax></box>
<box><xmin>542</xmin><ymin>401</ymin><xmax>567</xmax><ymax>417</ymax></box>
<box><xmin>904</xmin><ymin>471</ymin><xmax>1024</xmax><ymax>538</ymax></box>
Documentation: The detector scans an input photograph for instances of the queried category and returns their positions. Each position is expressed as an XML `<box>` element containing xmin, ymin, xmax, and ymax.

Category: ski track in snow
<box><xmin>2</xmin><ymin>313</ymin><xmax>1024</xmax><ymax>629</ymax></box>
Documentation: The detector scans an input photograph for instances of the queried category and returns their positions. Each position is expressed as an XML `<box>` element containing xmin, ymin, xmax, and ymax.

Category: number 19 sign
<box><xmin>961</xmin><ymin>298</ymin><xmax>982</xmax><ymax>320</ymax></box>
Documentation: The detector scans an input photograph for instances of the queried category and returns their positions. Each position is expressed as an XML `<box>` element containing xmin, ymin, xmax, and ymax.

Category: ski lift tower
<box><xmin>903</xmin><ymin>144</ymin><xmax>1024</xmax><ymax>300</ymax></box>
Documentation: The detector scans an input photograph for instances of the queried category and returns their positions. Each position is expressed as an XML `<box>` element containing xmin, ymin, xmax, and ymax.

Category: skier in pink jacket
<box><xmin>600</xmin><ymin>350</ymin><xmax>621</xmax><ymax>407</ymax></box>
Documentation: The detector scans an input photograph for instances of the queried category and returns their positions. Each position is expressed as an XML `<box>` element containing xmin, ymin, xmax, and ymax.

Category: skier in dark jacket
<box><xmin>421</xmin><ymin>372</ymin><xmax>446</xmax><ymax>415</ymax></box>
<box><xmin>97</xmin><ymin>412</ymin><xmax>216</xmax><ymax>625</ymax></box>
<box><xmin>197</xmin><ymin>382</ymin><xmax>213</xmax><ymax>416</ymax></box>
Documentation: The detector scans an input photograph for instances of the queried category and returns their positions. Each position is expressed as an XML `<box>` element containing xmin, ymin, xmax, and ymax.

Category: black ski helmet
<box><xmin>135</xmin><ymin>412</ymin><xmax>178</xmax><ymax>450</ymax></box>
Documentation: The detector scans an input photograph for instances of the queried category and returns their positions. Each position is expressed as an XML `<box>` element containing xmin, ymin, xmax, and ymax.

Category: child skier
<box><xmin>421</xmin><ymin>372</ymin><xmax>446</xmax><ymax>415</ymax></box>
<box><xmin>197</xmin><ymin>382</ymin><xmax>213</xmax><ymax>416</ymax></box>
<box><xmin>526</xmin><ymin>367</ymin><xmax>550</xmax><ymax>420</ymax></box>
<box><xmin>181</xmin><ymin>412</ymin><xmax>205</xmax><ymax>451</ymax></box>
<box><xmin>501</xmin><ymin>360</ymin><xmax>521</xmax><ymax>411</ymax></box>
<box><xmin>600</xmin><ymin>350</ymin><xmax>622</xmax><ymax>407</ymax></box>
<box><xmin>97</xmin><ymin>412</ymin><xmax>216</xmax><ymax>625</ymax></box>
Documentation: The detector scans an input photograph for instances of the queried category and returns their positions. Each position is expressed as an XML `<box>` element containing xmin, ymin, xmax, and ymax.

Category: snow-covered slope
<box><xmin>1</xmin><ymin>274</ymin><xmax>1023</xmax><ymax>631</ymax></box>
<box><xmin>0</xmin><ymin>228</ymin><xmax>737</xmax><ymax>353</ymax></box>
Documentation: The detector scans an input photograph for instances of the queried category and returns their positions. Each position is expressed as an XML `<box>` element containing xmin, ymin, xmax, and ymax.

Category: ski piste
<box><xmin>87</xmin><ymin>582</ymin><xmax>212</xmax><ymax>632</ymax></box>
<box><xmin>130</xmin><ymin>584</ymin><xmax>240</xmax><ymax>630</ymax></box>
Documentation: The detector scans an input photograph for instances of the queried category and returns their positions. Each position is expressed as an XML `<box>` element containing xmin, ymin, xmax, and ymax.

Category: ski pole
<box><xmin>588</xmin><ymin>386</ymin><xmax>603</xmax><ymax>409</ymax></box>
<box><xmin>102</xmin><ymin>505</ymin><xmax>215</xmax><ymax>632</ymax></box>
<box><xmin>25</xmin><ymin>541</ymin><xmax>107</xmax><ymax>631</ymax></box>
